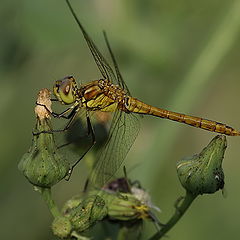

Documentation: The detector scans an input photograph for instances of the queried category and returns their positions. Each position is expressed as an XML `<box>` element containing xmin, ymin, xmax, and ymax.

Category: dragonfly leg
<box><xmin>65</xmin><ymin>114</ymin><xmax>96</xmax><ymax>181</ymax></box>
<box><xmin>32</xmin><ymin>107</ymin><xmax>78</xmax><ymax>135</ymax></box>
<box><xmin>83</xmin><ymin>179</ymin><xmax>89</xmax><ymax>192</ymax></box>
<box><xmin>52</xmin><ymin>106</ymin><xmax>76</xmax><ymax>119</ymax></box>
<box><xmin>122</xmin><ymin>166</ymin><xmax>131</xmax><ymax>193</ymax></box>
<box><xmin>35</xmin><ymin>101</ymin><xmax>76</xmax><ymax>119</ymax></box>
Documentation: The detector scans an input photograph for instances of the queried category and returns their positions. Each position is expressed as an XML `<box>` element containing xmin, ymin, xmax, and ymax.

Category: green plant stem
<box><xmin>38</xmin><ymin>187</ymin><xmax>61</xmax><ymax>218</ymax></box>
<box><xmin>149</xmin><ymin>191</ymin><xmax>197</xmax><ymax>240</ymax></box>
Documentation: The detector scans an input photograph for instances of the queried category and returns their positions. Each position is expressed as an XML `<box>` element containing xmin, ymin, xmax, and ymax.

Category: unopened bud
<box><xmin>52</xmin><ymin>216</ymin><xmax>72</xmax><ymax>239</ymax></box>
<box><xmin>62</xmin><ymin>195</ymin><xmax>82</xmax><ymax>217</ymax></box>
<box><xmin>66</xmin><ymin>194</ymin><xmax>107</xmax><ymax>232</ymax></box>
<box><xmin>176</xmin><ymin>135</ymin><xmax>226</xmax><ymax>195</ymax></box>
<box><xmin>18</xmin><ymin>89</ymin><xmax>70</xmax><ymax>187</ymax></box>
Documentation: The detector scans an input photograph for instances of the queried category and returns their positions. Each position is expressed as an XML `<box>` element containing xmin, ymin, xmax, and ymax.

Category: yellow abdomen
<box><xmin>126</xmin><ymin>97</ymin><xmax>240</xmax><ymax>136</ymax></box>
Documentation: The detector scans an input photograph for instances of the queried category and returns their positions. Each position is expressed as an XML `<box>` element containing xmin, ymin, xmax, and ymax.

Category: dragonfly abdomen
<box><xmin>126</xmin><ymin>97</ymin><xmax>240</xmax><ymax>136</ymax></box>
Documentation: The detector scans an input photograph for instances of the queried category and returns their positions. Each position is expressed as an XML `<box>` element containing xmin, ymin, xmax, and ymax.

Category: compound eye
<box><xmin>63</xmin><ymin>82</ymin><xmax>70</xmax><ymax>95</ymax></box>
<box><xmin>54</xmin><ymin>80</ymin><xmax>61</xmax><ymax>91</ymax></box>
<box><xmin>53</xmin><ymin>76</ymin><xmax>76</xmax><ymax>104</ymax></box>
<box><xmin>59</xmin><ymin>79</ymin><xmax>71</xmax><ymax>95</ymax></box>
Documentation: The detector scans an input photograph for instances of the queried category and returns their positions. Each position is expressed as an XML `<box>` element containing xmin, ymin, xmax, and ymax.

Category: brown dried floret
<box><xmin>35</xmin><ymin>88</ymin><xmax>52</xmax><ymax>120</ymax></box>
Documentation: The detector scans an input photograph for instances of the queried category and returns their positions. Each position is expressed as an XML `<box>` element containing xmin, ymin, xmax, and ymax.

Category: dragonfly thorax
<box><xmin>79</xmin><ymin>79</ymin><xmax>128</xmax><ymax>112</ymax></box>
<box><xmin>81</xmin><ymin>79</ymin><xmax>126</xmax><ymax>102</ymax></box>
<box><xmin>99</xmin><ymin>80</ymin><xmax>127</xmax><ymax>101</ymax></box>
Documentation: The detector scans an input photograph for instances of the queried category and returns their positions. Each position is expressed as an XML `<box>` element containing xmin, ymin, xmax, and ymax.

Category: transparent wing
<box><xmin>66</xmin><ymin>0</ymin><xmax>139</xmax><ymax>188</ymax></box>
<box><xmin>103</xmin><ymin>31</ymin><xmax>131</xmax><ymax>95</ymax></box>
<box><xmin>66</xmin><ymin>0</ymin><xmax>131</xmax><ymax>96</ymax></box>
<box><xmin>90</xmin><ymin>111</ymin><xmax>140</xmax><ymax>188</ymax></box>
<box><xmin>66</xmin><ymin>0</ymin><xmax>117</xmax><ymax>84</ymax></box>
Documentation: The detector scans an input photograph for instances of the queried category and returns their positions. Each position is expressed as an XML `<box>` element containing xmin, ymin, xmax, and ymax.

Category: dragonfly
<box><xmin>46</xmin><ymin>0</ymin><xmax>240</xmax><ymax>187</ymax></box>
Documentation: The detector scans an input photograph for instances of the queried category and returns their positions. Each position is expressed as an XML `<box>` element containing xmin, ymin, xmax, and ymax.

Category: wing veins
<box><xmin>66</xmin><ymin>0</ymin><xmax>117</xmax><ymax>83</ymax></box>
<box><xmin>103</xmin><ymin>31</ymin><xmax>131</xmax><ymax>95</ymax></box>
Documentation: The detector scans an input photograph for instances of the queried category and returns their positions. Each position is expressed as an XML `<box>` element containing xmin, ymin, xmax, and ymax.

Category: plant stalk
<box><xmin>149</xmin><ymin>191</ymin><xmax>197</xmax><ymax>240</ymax></box>
<box><xmin>38</xmin><ymin>187</ymin><xmax>61</xmax><ymax>218</ymax></box>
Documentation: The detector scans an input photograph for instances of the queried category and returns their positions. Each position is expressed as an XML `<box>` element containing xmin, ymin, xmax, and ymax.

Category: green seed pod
<box><xmin>52</xmin><ymin>194</ymin><xmax>107</xmax><ymax>238</ymax></box>
<box><xmin>52</xmin><ymin>216</ymin><xmax>72</xmax><ymax>239</ymax></box>
<box><xmin>176</xmin><ymin>135</ymin><xmax>227</xmax><ymax>195</ymax></box>
<box><xmin>61</xmin><ymin>194</ymin><xmax>83</xmax><ymax>217</ymax></box>
<box><xmin>68</xmin><ymin>194</ymin><xmax>107</xmax><ymax>232</ymax></box>
<box><xmin>18</xmin><ymin>89</ymin><xmax>70</xmax><ymax>187</ymax></box>
<box><xmin>56</xmin><ymin>186</ymin><xmax>159</xmax><ymax>237</ymax></box>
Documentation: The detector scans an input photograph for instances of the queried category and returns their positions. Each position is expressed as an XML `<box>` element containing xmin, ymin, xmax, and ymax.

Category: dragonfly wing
<box><xmin>90</xmin><ymin>110</ymin><xmax>140</xmax><ymax>188</ymax></box>
<box><xmin>103</xmin><ymin>31</ymin><xmax>131</xmax><ymax>95</ymax></box>
<box><xmin>66</xmin><ymin>0</ymin><xmax>117</xmax><ymax>84</ymax></box>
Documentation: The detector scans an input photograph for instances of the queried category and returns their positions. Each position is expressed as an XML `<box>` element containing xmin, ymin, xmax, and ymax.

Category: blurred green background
<box><xmin>1</xmin><ymin>0</ymin><xmax>240</xmax><ymax>239</ymax></box>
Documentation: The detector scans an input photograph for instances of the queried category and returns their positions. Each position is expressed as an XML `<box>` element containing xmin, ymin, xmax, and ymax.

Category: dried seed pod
<box><xmin>18</xmin><ymin>89</ymin><xmax>70</xmax><ymax>187</ymax></box>
<box><xmin>176</xmin><ymin>135</ymin><xmax>227</xmax><ymax>195</ymax></box>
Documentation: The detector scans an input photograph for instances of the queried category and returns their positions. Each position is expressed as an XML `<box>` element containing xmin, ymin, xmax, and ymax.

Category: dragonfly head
<box><xmin>53</xmin><ymin>76</ymin><xmax>78</xmax><ymax>104</ymax></box>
